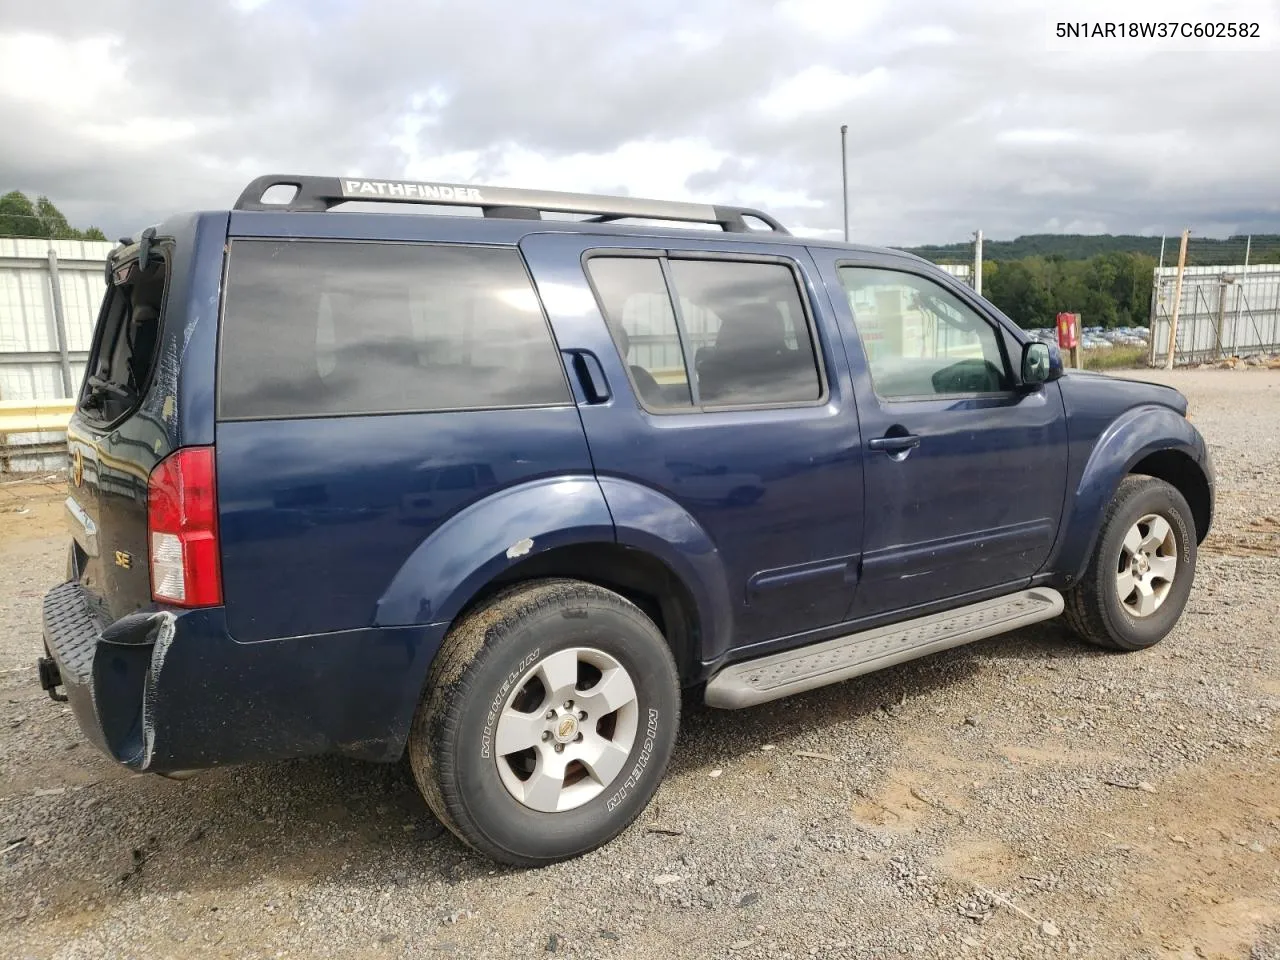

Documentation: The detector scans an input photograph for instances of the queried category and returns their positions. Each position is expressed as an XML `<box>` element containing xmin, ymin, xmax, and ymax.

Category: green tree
<box><xmin>0</xmin><ymin>190</ymin><xmax>107</xmax><ymax>240</ymax></box>
<box><xmin>985</xmin><ymin>257</ymin><xmax>1057</xmax><ymax>327</ymax></box>
<box><xmin>904</xmin><ymin>233</ymin><xmax>1280</xmax><ymax>265</ymax></box>
<box><xmin>979</xmin><ymin>251</ymin><xmax>1155</xmax><ymax>329</ymax></box>
<box><xmin>0</xmin><ymin>190</ymin><xmax>40</xmax><ymax>237</ymax></box>
<box><xmin>35</xmin><ymin>195</ymin><xmax>73</xmax><ymax>237</ymax></box>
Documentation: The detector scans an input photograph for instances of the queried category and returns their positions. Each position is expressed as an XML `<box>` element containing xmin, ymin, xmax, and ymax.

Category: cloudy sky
<box><xmin>1</xmin><ymin>0</ymin><xmax>1278</xmax><ymax>245</ymax></box>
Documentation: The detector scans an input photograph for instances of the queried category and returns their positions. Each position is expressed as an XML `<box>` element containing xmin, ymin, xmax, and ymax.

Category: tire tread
<box><xmin>1063</xmin><ymin>474</ymin><xmax>1193</xmax><ymax>651</ymax></box>
<box><xmin>408</xmin><ymin>579</ymin><xmax>678</xmax><ymax>866</ymax></box>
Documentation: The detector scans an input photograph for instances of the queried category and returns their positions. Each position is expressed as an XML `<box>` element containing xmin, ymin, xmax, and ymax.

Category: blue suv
<box><xmin>39</xmin><ymin>175</ymin><xmax>1213</xmax><ymax>866</ymax></box>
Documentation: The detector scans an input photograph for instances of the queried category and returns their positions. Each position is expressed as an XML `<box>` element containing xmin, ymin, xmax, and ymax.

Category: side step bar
<box><xmin>704</xmin><ymin>587</ymin><xmax>1064</xmax><ymax>709</ymax></box>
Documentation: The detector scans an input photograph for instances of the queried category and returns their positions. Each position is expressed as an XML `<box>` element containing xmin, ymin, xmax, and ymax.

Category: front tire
<box><xmin>1064</xmin><ymin>475</ymin><xmax>1198</xmax><ymax>651</ymax></box>
<box><xmin>408</xmin><ymin>579</ymin><xmax>680</xmax><ymax>866</ymax></box>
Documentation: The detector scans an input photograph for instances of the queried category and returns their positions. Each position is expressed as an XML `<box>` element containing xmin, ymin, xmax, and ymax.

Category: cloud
<box><xmin>758</xmin><ymin>67</ymin><xmax>890</xmax><ymax>120</ymax></box>
<box><xmin>0</xmin><ymin>0</ymin><xmax>1276</xmax><ymax>245</ymax></box>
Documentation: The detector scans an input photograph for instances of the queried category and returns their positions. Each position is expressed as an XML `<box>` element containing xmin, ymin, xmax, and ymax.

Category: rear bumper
<box><xmin>41</xmin><ymin>583</ymin><xmax>115</xmax><ymax>757</ymax></box>
<box><xmin>41</xmin><ymin>581</ymin><xmax>447</xmax><ymax>774</ymax></box>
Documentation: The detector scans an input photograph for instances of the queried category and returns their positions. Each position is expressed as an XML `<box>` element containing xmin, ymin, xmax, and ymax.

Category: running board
<box><xmin>704</xmin><ymin>587</ymin><xmax>1064</xmax><ymax>709</ymax></box>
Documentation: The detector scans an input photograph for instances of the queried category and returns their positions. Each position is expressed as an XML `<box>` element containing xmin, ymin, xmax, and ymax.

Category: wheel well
<box><xmin>1130</xmin><ymin>450</ymin><xmax>1211</xmax><ymax>542</ymax></box>
<box><xmin>454</xmin><ymin>544</ymin><xmax>702</xmax><ymax>683</ymax></box>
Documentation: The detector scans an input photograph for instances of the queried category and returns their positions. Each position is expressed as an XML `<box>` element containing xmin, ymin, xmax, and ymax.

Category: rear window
<box><xmin>218</xmin><ymin>240</ymin><xmax>569</xmax><ymax>420</ymax></box>
<box><xmin>78</xmin><ymin>250</ymin><xmax>169</xmax><ymax>424</ymax></box>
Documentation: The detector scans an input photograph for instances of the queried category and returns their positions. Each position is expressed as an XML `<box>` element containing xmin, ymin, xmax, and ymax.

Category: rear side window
<box><xmin>670</xmin><ymin>260</ymin><xmax>821</xmax><ymax>406</ymax></box>
<box><xmin>584</xmin><ymin>258</ymin><xmax>692</xmax><ymax>409</ymax></box>
<box><xmin>587</xmin><ymin>255</ymin><xmax>823</xmax><ymax>410</ymax></box>
<box><xmin>219</xmin><ymin>241</ymin><xmax>569</xmax><ymax>419</ymax></box>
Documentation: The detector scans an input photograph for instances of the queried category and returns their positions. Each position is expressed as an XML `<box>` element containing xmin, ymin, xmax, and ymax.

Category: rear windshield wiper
<box><xmin>85</xmin><ymin>375</ymin><xmax>133</xmax><ymax>401</ymax></box>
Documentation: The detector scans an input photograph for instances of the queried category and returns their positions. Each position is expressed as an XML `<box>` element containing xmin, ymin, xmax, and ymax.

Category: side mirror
<box><xmin>1020</xmin><ymin>340</ymin><xmax>1061</xmax><ymax>386</ymax></box>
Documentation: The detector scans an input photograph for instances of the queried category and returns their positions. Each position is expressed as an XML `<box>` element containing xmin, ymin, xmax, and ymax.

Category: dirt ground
<box><xmin>1</xmin><ymin>368</ymin><xmax>1277</xmax><ymax>960</ymax></box>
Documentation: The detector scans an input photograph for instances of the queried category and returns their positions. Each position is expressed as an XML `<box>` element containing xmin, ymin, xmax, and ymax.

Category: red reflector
<box><xmin>147</xmin><ymin>446</ymin><xmax>222</xmax><ymax>607</ymax></box>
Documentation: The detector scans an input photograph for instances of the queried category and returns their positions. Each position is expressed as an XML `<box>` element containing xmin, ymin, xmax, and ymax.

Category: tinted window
<box><xmin>586</xmin><ymin>258</ymin><xmax>693</xmax><ymax>409</ymax></box>
<box><xmin>838</xmin><ymin>267</ymin><xmax>1010</xmax><ymax>399</ymax></box>
<box><xmin>670</xmin><ymin>260</ymin><xmax>822</xmax><ymax>406</ymax></box>
<box><xmin>219</xmin><ymin>241</ymin><xmax>569</xmax><ymax>419</ymax></box>
<box><xmin>588</xmin><ymin>256</ymin><xmax>823</xmax><ymax>410</ymax></box>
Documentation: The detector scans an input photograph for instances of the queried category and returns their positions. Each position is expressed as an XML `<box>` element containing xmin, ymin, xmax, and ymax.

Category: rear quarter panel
<box><xmin>374</xmin><ymin>474</ymin><xmax>614</xmax><ymax>626</ymax></box>
<box><xmin>213</xmin><ymin>216</ymin><xmax>608</xmax><ymax>642</ymax></box>
<box><xmin>216</xmin><ymin>409</ymin><xmax>598</xmax><ymax>641</ymax></box>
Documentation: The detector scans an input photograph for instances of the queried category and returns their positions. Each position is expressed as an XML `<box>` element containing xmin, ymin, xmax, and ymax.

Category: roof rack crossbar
<box><xmin>233</xmin><ymin>175</ymin><xmax>789</xmax><ymax>235</ymax></box>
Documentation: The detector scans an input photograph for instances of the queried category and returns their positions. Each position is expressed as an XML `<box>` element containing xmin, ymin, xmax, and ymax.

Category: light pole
<box><xmin>973</xmin><ymin>229</ymin><xmax>983</xmax><ymax>296</ymax></box>
<box><xmin>840</xmin><ymin>124</ymin><xmax>849</xmax><ymax>243</ymax></box>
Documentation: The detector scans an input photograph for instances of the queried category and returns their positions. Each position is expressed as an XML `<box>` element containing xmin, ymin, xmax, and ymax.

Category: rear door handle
<box><xmin>868</xmin><ymin>434</ymin><xmax>921</xmax><ymax>453</ymax></box>
<box><xmin>563</xmin><ymin>350</ymin><xmax>611</xmax><ymax>404</ymax></box>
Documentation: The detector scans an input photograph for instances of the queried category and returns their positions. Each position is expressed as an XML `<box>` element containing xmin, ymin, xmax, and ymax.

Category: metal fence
<box><xmin>1148</xmin><ymin>264</ymin><xmax>1280</xmax><ymax>366</ymax></box>
<box><xmin>937</xmin><ymin>263</ymin><xmax>974</xmax><ymax>286</ymax></box>
<box><xmin>0</xmin><ymin>237</ymin><xmax>112</xmax><ymax>471</ymax></box>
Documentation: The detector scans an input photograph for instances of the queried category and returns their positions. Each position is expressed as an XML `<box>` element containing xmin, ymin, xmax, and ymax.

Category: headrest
<box><xmin>716</xmin><ymin>303</ymin><xmax>786</xmax><ymax>352</ymax></box>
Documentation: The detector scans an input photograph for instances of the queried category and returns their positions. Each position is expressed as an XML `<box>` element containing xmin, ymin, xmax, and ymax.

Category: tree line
<box><xmin>904</xmin><ymin>233</ymin><xmax>1280</xmax><ymax>266</ymax></box>
<box><xmin>0</xmin><ymin>191</ymin><xmax>107</xmax><ymax>241</ymax></box>
<box><xmin>910</xmin><ymin>235</ymin><xmax>1280</xmax><ymax>330</ymax></box>
<box><xmin>979</xmin><ymin>253</ymin><xmax>1156</xmax><ymax>330</ymax></box>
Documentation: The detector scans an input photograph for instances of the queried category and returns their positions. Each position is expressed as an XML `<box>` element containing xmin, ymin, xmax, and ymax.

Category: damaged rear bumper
<box><xmin>40</xmin><ymin>581</ymin><xmax>446</xmax><ymax>774</ymax></box>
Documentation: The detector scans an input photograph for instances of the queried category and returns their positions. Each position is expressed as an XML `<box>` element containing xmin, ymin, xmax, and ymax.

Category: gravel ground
<box><xmin>1</xmin><ymin>368</ymin><xmax>1277</xmax><ymax>960</ymax></box>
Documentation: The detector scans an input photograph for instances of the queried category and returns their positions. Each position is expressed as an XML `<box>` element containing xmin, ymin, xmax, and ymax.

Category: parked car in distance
<box><xmin>1022</xmin><ymin>326</ymin><xmax>1150</xmax><ymax>351</ymax></box>
<box><xmin>40</xmin><ymin>176</ymin><xmax>1213</xmax><ymax>866</ymax></box>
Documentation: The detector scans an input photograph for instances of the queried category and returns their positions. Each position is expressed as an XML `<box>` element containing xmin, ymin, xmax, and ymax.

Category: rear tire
<box><xmin>1063</xmin><ymin>475</ymin><xmax>1197</xmax><ymax>651</ymax></box>
<box><xmin>408</xmin><ymin>579</ymin><xmax>680</xmax><ymax>866</ymax></box>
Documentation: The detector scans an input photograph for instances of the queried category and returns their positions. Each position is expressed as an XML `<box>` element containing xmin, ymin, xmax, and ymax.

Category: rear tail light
<box><xmin>147</xmin><ymin>447</ymin><xmax>222</xmax><ymax>607</ymax></box>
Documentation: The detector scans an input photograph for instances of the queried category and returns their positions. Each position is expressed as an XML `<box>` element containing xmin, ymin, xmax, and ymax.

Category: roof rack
<box><xmin>233</xmin><ymin>175</ymin><xmax>789</xmax><ymax>234</ymax></box>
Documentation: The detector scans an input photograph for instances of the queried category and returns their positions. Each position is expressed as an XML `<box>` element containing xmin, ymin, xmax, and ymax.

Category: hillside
<box><xmin>901</xmin><ymin>233</ymin><xmax>1280</xmax><ymax>266</ymax></box>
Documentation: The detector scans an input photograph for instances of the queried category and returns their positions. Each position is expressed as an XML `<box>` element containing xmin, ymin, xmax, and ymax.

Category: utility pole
<box><xmin>973</xmin><ymin>229</ymin><xmax>983</xmax><ymax>296</ymax></box>
<box><xmin>46</xmin><ymin>250</ymin><xmax>75</xmax><ymax>397</ymax></box>
<box><xmin>1151</xmin><ymin>235</ymin><xmax>1168</xmax><ymax>368</ymax></box>
<box><xmin>1235</xmin><ymin>235</ymin><xmax>1250</xmax><ymax>346</ymax></box>
<box><xmin>1164</xmin><ymin>229</ymin><xmax>1190</xmax><ymax>370</ymax></box>
<box><xmin>840</xmin><ymin>125</ymin><xmax>849</xmax><ymax>242</ymax></box>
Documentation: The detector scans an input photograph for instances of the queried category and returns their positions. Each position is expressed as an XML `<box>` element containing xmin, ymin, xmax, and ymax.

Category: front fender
<box><xmin>374</xmin><ymin>476</ymin><xmax>614</xmax><ymax>627</ymax></box>
<box><xmin>596</xmin><ymin>477</ymin><xmax>736</xmax><ymax>665</ymax></box>
<box><xmin>1054</xmin><ymin>405</ymin><xmax>1207</xmax><ymax>581</ymax></box>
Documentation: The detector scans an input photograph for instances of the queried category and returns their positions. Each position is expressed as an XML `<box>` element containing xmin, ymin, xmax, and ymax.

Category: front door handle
<box><xmin>868</xmin><ymin>433</ymin><xmax>921</xmax><ymax>454</ymax></box>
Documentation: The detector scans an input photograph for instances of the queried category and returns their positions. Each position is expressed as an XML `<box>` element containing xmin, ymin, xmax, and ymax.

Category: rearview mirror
<box><xmin>1021</xmin><ymin>341</ymin><xmax>1061</xmax><ymax>386</ymax></box>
